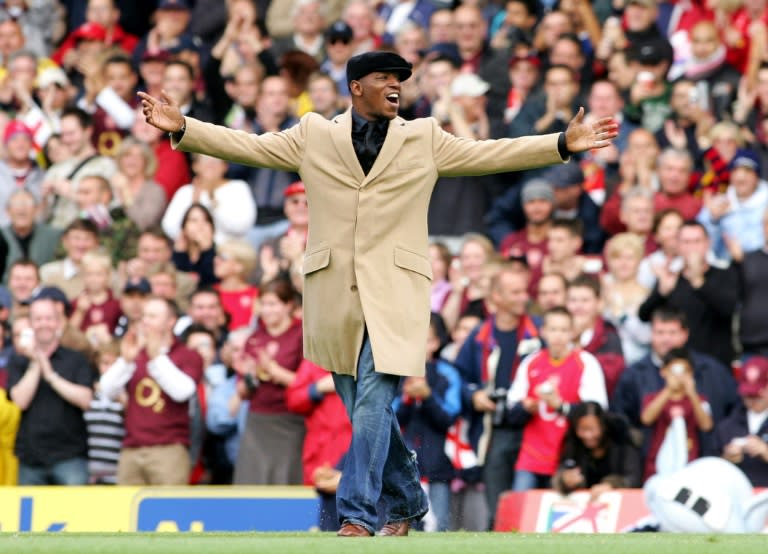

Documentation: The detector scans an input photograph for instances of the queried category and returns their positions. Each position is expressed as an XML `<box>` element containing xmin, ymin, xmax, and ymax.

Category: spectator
<box><xmin>602</xmin><ymin>233</ymin><xmax>652</xmax><ymax>365</ymax></box>
<box><xmin>307</xmin><ymin>71</ymin><xmax>344</xmax><ymax>119</ymax></box>
<box><xmin>320</xmin><ymin>20</ymin><xmax>355</xmax><ymax>99</ymax></box>
<box><xmin>286</xmin><ymin>358</ymin><xmax>351</xmax><ymax>531</ymax></box>
<box><xmin>271</xmin><ymin>0</ymin><xmax>328</xmax><ymax>63</ymax></box>
<box><xmin>499</xmin><ymin>178</ymin><xmax>554</xmax><ymax>294</ymax></box>
<box><xmin>130</xmin><ymin>104</ymin><xmax>192</xmax><ymax>202</ymax></box>
<box><xmin>654</xmin><ymin>148</ymin><xmax>703</xmax><ymax>222</ymax></box>
<box><xmin>41</xmin><ymin>107</ymin><xmax>116</xmax><ymax>229</ymax></box>
<box><xmin>612</xmin><ymin>307</ymin><xmax>739</xmax><ymax>457</ymax></box>
<box><xmin>220</xmin><ymin>63</ymin><xmax>263</xmax><ymax>132</ymax></box>
<box><xmin>70</xmin><ymin>252</ymin><xmax>122</xmax><ymax>348</ymax></box>
<box><xmin>441</xmin><ymin>312</ymin><xmax>482</xmax><ymax>364</ymax></box>
<box><xmin>638</xmin><ymin>221</ymin><xmax>738</xmax><ymax>367</ymax></box>
<box><xmin>553</xmin><ymin>402</ymin><xmax>642</xmax><ymax>496</ymax></box>
<box><xmin>640</xmin><ymin>348</ymin><xmax>713</xmax><ymax>479</ymax></box>
<box><xmin>234</xmin><ymin>279</ymin><xmax>304</xmax><ymax>485</ymax></box>
<box><xmin>161</xmin><ymin>59</ymin><xmax>215</xmax><ymax>125</ymax></box>
<box><xmin>698</xmin><ymin>121</ymin><xmax>744</xmax><ymax>196</ymax></box>
<box><xmin>0</xmin><ymin>121</ymin><xmax>44</xmax><ymax>221</ymax></box>
<box><xmin>84</xmin><ymin>339</ymin><xmax>124</xmax><ymax>484</ymax></box>
<box><xmin>728</xmin><ymin>208</ymin><xmax>768</xmax><ymax>357</ymax></box>
<box><xmin>542</xmin><ymin>219</ymin><xmax>598</xmax><ymax>282</ymax></box>
<box><xmin>174</xmin><ymin>287</ymin><xmax>229</xmax><ymax>347</ymax></box>
<box><xmin>132</xmin><ymin>0</ymin><xmax>195</xmax><ymax>66</ymax></box>
<box><xmin>2</xmin><ymin>190</ymin><xmax>60</xmax><ymax>283</ymax></box>
<box><xmin>162</xmin><ymin>153</ymin><xmax>255</xmax><ymax>245</ymax></box>
<box><xmin>146</xmin><ymin>262</ymin><xmax>180</xmax><ymax>305</ymax></box>
<box><xmin>504</xmin><ymin>53</ymin><xmax>541</xmax><ymax>128</ymax></box>
<box><xmin>624</xmin><ymin>37</ymin><xmax>674</xmax><ymax>134</ymax></box>
<box><xmin>394</xmin><ymin>313</ymin><xmax>462</xmax><ymax>532</ymax></box>
<box><xmin>429</xmin><ymin>242</ymin><xmax>453</xmax><ymax>314</ymax></box>
<box><xmin>114</xmin><ymin>277</ymin><xmax>151</xmax><ymax>339</ymax></box>
<box><xmin>566</xmin><ymin>274</ymin><xmax>626</xmax><ymax>397</ymax></box>
<box><xmin>7</xmin><ymin>258</ymin><xmax>40</xmax><ymax>313</ymax></box>
<box><xmin>699</xmin><ymin>149</ymin><xmax>768</xmax><ymax>261</ymax></box>
<box><xmin>489</xmin><ymin>0</ymin><xmax>537</xmax><ymax>52</ymax></box>
<box><xmin>111</xmin><ymin>137</ymin><xmax>168</xmax><ymax>230</ymax></box>
<box><xmin>252</xmin><ymin>181</ymin><xmax>308</xmax><ymax>290</ymax></box>
<box><xmin>205</xmin><ymin>327</ymin><xmax>251</xmax><ymax>484</ymax></box>
<box><xmin>441</xmin><ymin>233</ymin><xmax>497</xmax><ymax>331</ymax></box>
<box><xmin>278</xmin><ymin>49</ymin><xmax>320</xmax><ymax>118</ymax></box>
<box><xmin>716</xmin><ymin>356</ymin><xmax>768</xmax><ymax>487</ymax></box>
<box><xmin>654</xmin><ymin>79</ymin><xmax>708</xmax><ymax>169</ymax></box>
<box><xmin>214</xmin><ymin>239</ymin><xmax>258</xmax><ymax>331</ymax></box>
<box><xmin>602</xmin><ymin>186</ymin><xmax>657</xmax><ymax>253</ymax></box>
<box><xmin>535</xmin><ymin>272</ymin><xmax>568</xmax><ymax>314</ymax></box>
<box><xmin>507</xmin><ymin>306</ymin><xmax>608</xmax><ymax>491</ymax></box>
<box><xmin>637</xmin><ymin>208</ymin><xmax>685</xmax><ymax>290</ymax></box>
<box><xmin>39</xmin><ymin>218</ymin><xmax>100</xmax><ymax>300</ymax></box>
<box><xmin>171</xmin><ymin>203</ymin><xmax>217</xmax><ymax>288</ymax></box>
<box><xmin>548</xmin><ymin>33</ymin><xmax>593</xmax><ymax>95</ymax></box>
<box><xmin>454</xmin><ymin>264</ymin><xmax>540</xmax><ymax>526</ymax></box>
<box><xmin>343</xmin><ymin>0</ymin><xmax>381</xmax><ymax>56</ymax></box>
<box><xmin>29</xmin><ymin>285</ymin><xmax>92</xmax><ymax>358</ymax></box>
<box><xmin>8</xmin><ymin>296</ymin><xmax>94</xmax><ymax>485</ymax></box>
<box><xmin>99</xmin><ymin>296</ymin><xmax>203</xmax><ymax>485</ymax></box>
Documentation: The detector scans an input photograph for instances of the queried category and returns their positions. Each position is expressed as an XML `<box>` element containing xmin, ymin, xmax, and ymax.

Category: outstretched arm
<box><xmin>138</xmin><ymin>90</ymin><xmax>185</xmax><ymax>133</ymax></box>
<box><xmin>564</xmin><ymin>107</ymin><xmax>619</xmax><ymax>154</ymax></box>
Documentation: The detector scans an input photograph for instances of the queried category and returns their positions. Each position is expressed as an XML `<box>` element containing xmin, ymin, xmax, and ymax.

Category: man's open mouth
<box><xmin>386</xmin><ymin>93</ymin><xmax>399</xmax><ymax>105</ymax></box>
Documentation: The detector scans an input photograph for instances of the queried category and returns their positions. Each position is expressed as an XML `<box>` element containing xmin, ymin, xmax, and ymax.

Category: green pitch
<box><xmin>0</xmin><ymin>533</ymin><xmax>765</xmax><ymax>554</ymax></box>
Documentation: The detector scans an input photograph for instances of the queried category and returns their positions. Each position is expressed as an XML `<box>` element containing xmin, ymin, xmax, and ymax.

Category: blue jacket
<box><xmin>611</xmin><ymin>350</ymin><xmax>740</xmax><ymax>456</ymax></box>
<box><xmin>393</xmin><ymin>359</ymin><xmax>462</xmax><ymax>483</ymax></box>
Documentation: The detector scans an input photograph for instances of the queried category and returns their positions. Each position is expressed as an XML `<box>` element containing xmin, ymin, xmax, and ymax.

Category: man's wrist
<box><xmin>558</xmin><ymin>132</ymin><xmax>570</xmax><ymax>159</ymax></box>
<box><xmin>170</xmin><ymin>118</ymin><xmax>186</xmax><ymax>139</ymax></box>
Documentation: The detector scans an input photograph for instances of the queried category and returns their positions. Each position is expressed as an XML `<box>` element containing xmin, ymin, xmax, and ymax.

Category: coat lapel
<box><xmin>361</xmin><ymin>117</ymin><xmax>407</xmax><ymax>188</ymax></box>
<box><xmin>330</xmin><ymin>110</ymin><xmax>365</xmax><ymax>184</ymax></box>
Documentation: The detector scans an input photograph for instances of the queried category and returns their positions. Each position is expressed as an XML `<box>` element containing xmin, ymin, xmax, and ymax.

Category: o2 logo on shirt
<box><xmin>135</xmin><ymin>377</ymin><xmax>166</xmax><ymax>413</ymax></box>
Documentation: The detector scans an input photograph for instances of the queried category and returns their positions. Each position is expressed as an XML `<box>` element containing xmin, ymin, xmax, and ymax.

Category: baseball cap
<box><xmin>451</xmin><ymin>73</ymin><xmax>490</xmax><ymax>98</ymax></box>
<box><xmin>72</xmin><ymin>22</ymin><xmax>107</xmax><ymax>43</ymax></box>
<box><xmin>420</xmin><ymin>42</ymin><xmax>462</xmax><ymax>67</ymax></box>
<box><xmin>521</xmin><ymin>178</ymin><xmax>555</xmax><ymax>204</ymax></box>
<box><xmin>627</xmin><ymin>38</ymin><xmax>674</xmax><ymax>66</ymax></box>
<box><xmin>325</xmin><ymin>20</ymin><xmax>353</xmax><ymax>43</ymax></box>
<box><xmin>37</xmin><ymin>66</ymin><xmax>69</xmax><ymax>89</ymax></box>
<box><xmin>29</xmin><ymin>286</ymin><xmax>71</xmax><ymax>314</ymax></box>
<box><xmin>739</xmin><ymin>357</ymin><xmax>768</xmax><ymax>396</ymax></box>
<box><xmin>543</xmin><ymin>162</ymin><xmax>585</xmax><ymax>189</ymax></box>
<box><xmin>509</xmin><ymin>52</ymin><xmax>541</xmax><ymax>69</ymax></box>
<box><xmin>730</xmin><ymin>149</ymin><xmax>761</xmax><ymax>174</ymax></box>
<box><xmin>3</xmin><ymin>120</ymin><xmax>33</xmax><ymax>145</ymax></box>
<box><xmin>123</xmin><ymin>278</ymin><xmax>152</xmax><ymax>295</ymax></box>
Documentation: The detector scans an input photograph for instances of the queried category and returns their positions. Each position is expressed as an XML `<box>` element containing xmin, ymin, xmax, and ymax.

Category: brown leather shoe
<box><xmin>376</xmin><ymin>521</ymin><xmax>410</xmax><ymax>536</ymax></box>
<box><xmin>337</xmin><ymin>523</ymin><xmax>373</xmax><ymax>537</ymax></box>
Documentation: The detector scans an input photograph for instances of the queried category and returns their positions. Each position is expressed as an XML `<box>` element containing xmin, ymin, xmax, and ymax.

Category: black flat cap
<box><xmin>346</xmin><ymin>51</ymin><xmax>413</xmax><ymax>84</ymax></box>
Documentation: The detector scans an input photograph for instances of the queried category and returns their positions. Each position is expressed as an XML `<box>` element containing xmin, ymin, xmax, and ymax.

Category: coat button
<box><xmin>350</xmin><ymin>284</ymin><xmax>358</xmax><ymax>292</ymax></box>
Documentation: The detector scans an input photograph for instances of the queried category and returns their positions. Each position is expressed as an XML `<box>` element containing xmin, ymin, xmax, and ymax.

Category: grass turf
<box><xmin>0</xmin><ymin>532</ymin><xmax>764</xmax><ymax>554</ymax></box>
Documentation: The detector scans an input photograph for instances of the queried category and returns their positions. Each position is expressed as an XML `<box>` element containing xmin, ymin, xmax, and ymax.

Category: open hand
<box><xmin>565</xmin><ymin>107</ymin><xmax>619</xmax><ymax>154</ymax></box>
<box><xmin>138</xmin><ymin>90</ymin><xmax>185</xmax><ymax>133</ymax></box>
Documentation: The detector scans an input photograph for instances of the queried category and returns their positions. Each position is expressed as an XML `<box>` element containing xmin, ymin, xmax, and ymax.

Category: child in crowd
<box><xmin>641</xmin><ymin>348</ymin><xmax>713</xmax><ymax>480</ymax></box>
<box><xmin>393</xmin><ymin>314</ymin><xmax>462</xmax><ymax>531</ymax></box>
<box><xmin>214</xmin><ymin>240</ymin><xmax>259</xmax><ymax>330</ymax></box>
<box><xmin>70</xmin><ymin>252</ymin><xmax>122</xmax><ymax>348</ymax></box>
<box><xmin>507</xmin><ymin>307</ymin><xmax>608</xmax><ymax>491</ymax></box>
<box><xmin>84</xmin><ymin>340</ymin><xmax>125</xmax><ymax>485</ymax></box>
<box><xmin>541</xmin><ymin>219</ymin><xmax>601</xmax><ymax>281</ymax></box>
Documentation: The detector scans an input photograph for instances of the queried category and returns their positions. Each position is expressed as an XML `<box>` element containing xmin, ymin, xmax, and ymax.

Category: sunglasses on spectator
<box><xmin>329</xmin><ymin>37</ymin><xmax>351</xmax><ymax>45</ymax></box>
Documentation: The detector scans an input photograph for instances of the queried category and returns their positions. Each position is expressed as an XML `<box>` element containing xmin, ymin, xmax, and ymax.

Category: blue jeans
<box><xmin>18</xmin><ymin>457</ymin><xmax>89</xmax><ymax>485</ymax></box>
<box><xmin>428</xmin><ymin>481</ymin><xmax>452</xmax><ymax>532</ymax></box>
<box><xmin>332</xmin><ymin>335</ymin><xmax>429</xmax><ymax>534</ymax></box>
<box><xmin>512</xmin><ymin>469</ymin><xmax>551</xmax><ymax>492</ymax></box>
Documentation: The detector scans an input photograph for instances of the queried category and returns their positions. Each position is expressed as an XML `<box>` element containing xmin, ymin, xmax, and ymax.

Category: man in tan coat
<box><xmin>140</xmin><ymin>51</ymin><xmax>617</xmax><ymax>537</ymax></box>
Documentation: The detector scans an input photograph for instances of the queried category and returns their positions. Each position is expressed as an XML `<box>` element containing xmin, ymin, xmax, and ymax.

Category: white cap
<box><xmin>451</xmin><ymin>73</ymin><xmax>490</xmax><ymax>98</ymax></box>
<box><xmin>37</xmin><ymin>67</ymin><xmax>69</xmax><ymax>89</ymax></box>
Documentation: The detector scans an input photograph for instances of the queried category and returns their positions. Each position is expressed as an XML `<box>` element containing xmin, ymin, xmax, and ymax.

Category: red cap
<box><xmin>283</xmin><ymin>181</ymin><xmax>306</xmax><ymax>197</ymax></box>
<box><xmin>3</xmin><ymin>120</ymin><xmax>33</xmax><ymax>144</ymax></box>
<box><xmin>509</xmin><ymin>53</ymin><xmax>541</xmax><ymax>69</ymax></box>
<box><xmin>73</xmin><ymin>22</ymin><xmax>107</xmax><ymax>43</ymax></box>
<box><xmin>739</xmin><ymin>357</ymin><xmax>768</xmax><ymax>397</ymax></box>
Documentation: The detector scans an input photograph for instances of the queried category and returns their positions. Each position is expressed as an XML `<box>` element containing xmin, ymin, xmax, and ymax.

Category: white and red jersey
<box><xmin>508</xmin><ymin>348</ymin><xmax>607</xmax><ymax>476</ymax></box>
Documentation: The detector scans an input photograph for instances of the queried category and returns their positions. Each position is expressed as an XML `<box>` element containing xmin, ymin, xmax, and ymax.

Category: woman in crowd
<box><xmin>637</xmin><ymin>208</ymin><xmax>685</xmax><ymax>290</ymax></box>
<box><xmin>111</xmin><ymin>137</ymin><xmax>167</xmax><ymax>230</ymax></box>
<box><xmin>233</xmin><ymin>278</ymin><xmax>305</xmax><ymax>485</ymax></box>
<box><xmin>171</xmin><ymin>203</ymin><xmax>218</xmax><ymax>288</ymax></box>
<box><xmin>602</xmin><ymin>232</ymin><xmax>651</xmax><ymax>365</ymax></box>
<box><xmin>429</xmin><ymin>241</ymin><xmax>453</xmax><ymax>313</ymax></box>
<box><xmin>441</xmin><ymin>233</ymin><xmax>498</xmax><ymax>331</ymax></box>
<box><xmin>162</xmin><ymin>154</ymin><xmax>256</xmax><ymax>245</ymax></box>
<box><xmin>553</xmin><ymin>402</ymin><xmax>642</xmax><ymax>496</ymax></box>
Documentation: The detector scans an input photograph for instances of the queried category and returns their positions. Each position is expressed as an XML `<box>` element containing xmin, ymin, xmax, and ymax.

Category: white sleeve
<box><xmin>578</xmin><ymin>351</ymin><xmax>608</xmax><ymax>408</ymax></box>
<box><xmin>161</xmin><ymin>185</ymin><xmax>192</xmax><ymax>240</ymax></box>
<box><xmin>95</xmin><ymin>86</ymin><xmax>136</xmax><ymax>129</ymax></box>
<box><xmin>506</xmin><ymin>354</ymin><xmax>533</xmax><ymax>407</ymax></box>
<box><xmin>99</xmin><ymin>357</ymin><xmax>136</xmax><ymax>400</ymax></box>
<box><xmin>212</xmin><ymin>180</ymin><xmax>257</xmax><ymax>238</ymax></box>
<box><xmin>147</xmin><ymin>354</ymin><xmax>197</xmax><ymax>402</ymax></box>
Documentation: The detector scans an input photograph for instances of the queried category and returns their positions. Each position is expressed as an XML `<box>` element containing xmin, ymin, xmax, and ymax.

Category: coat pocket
<box><xmin>394</xmin><ymin>246</ymin><xmax>433</xmax><ymax>281</ymax></box>
<box><xmin>302</xmin><ymin>247</ymin><xmax>331</xmax><ymax>275</ymax></box>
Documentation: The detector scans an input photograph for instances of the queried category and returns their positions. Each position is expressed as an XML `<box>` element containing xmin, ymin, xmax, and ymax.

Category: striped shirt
<box><xmin>84</xmin><ymin>391</ymin><xmax>125</xmax><ymax>484</ymax></box>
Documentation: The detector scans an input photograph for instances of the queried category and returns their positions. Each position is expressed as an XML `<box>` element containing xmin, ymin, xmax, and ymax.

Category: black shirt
<box><xmin>351</xmin><ymin>109</ymin><xmax>389</xmax><ymax>175</ymax></box>
<box><xmin>7</xmin><ymin>347</ymin><xmax>95</xmax><ymax>466</ymax></box>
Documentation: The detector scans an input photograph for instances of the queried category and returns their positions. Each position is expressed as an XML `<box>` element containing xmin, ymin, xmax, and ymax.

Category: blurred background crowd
<box><xmin>0</xmin><ymin>0</ymin><xmax>766</xmax><ymax>534</ymax></box>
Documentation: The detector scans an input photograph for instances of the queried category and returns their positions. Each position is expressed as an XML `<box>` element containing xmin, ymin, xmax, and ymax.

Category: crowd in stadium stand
<box><xmin>0</xmin><ymin>0</ymin><xmax>767</xmax><ymax>533</ymax></box>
